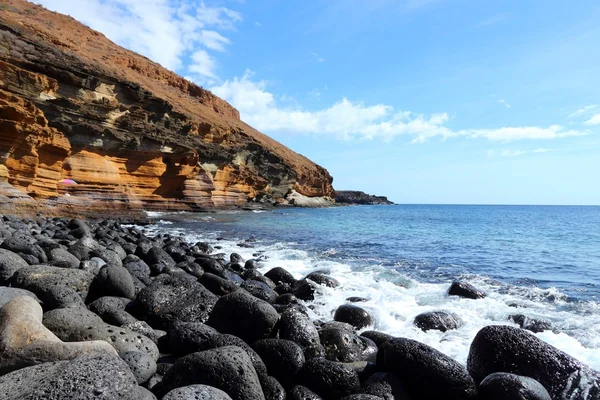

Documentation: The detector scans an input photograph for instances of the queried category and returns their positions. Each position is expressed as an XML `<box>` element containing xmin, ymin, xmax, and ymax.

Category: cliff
<box><xmin>0</xmin><ymin>0</ymin><xmax>334</xmax><ymax>215</ymax></box>
<box><xmin>334</xmin><ymin>191</ymin><xmax>394</xmax><ymax>205</ymax></box>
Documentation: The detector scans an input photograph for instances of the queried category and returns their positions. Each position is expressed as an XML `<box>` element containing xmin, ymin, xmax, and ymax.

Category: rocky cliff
<box><xmin>0</xmin><ymin>0</ymin><xmax>334</xmax><ymax>215</ymax></box>
<box><xmin>334</xmin><ymin>191</ymin><xmax>394</xmax><ymax>205</ymax></box>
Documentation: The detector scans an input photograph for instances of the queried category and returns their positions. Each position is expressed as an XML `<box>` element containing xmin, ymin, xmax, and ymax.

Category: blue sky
<box><xmin>38</xmin><ymin>0</ymin><xmax>600</xmax><ymax>204</ymax></box>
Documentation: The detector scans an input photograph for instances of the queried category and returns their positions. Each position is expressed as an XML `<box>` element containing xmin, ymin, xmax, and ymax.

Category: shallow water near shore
<box><xmin>143</xmin><ymin>204</ymin><xmax>600</xmax><ymax>370</ymax></box>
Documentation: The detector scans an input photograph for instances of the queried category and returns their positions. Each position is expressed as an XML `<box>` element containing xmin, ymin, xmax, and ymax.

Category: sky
<box><xmin>36</xmin><ymin>0</ymin><xmax>600</xmax><ymax>205</ymax></box>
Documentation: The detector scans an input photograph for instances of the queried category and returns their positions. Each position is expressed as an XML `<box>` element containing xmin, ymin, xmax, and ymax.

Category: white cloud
<box><xmin>584</xmin><ymin>114</ymin><xmax>600</xmax><ymax>126</ymax></box>
<box><xmin>254</xmin><ymin>21</ymin><xmax>263</xmax><ymax>27</ymax></box>
<box><xmin>488</xmin><ymin>148</ymin><xmax>550</xmax><ymax>158</ymax></box>
<box><xmin>312</xmin><ymin>52</ymin><xmax>326</xmax><ymax>63</ymax></box>
<box><xmin>498</xmin><ymin>99</ymin><xmax>511</xmax><ymax>109</ymax></box>
<box><xmin>568</xmin><ymin>105</ymin><xmax>599</xmax><ymax>120</ymax></box>
<box><xmin>37</xmin><ymin>0</ymin><xmax>241</xmax><ymax>73</ymax></box>
<box><xmin>212</xmin><ymin>71</ymin><xmax>590</xmax><ymax>142</ymax></box>
<box><xmin>189</xmin><ymin>50</ymin><xmax>218</xmax><ymax>79</ymax></box>
<box><xmin>308</xmin><ymin>89</ymin><xmax>321</xmax><ymax>99</ymax></box>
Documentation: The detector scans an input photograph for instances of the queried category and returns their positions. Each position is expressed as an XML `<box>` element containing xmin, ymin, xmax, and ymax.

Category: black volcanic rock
<box><xmin>334</xmin><ymin>191</ymin><xmax>394</xmax><ymax>205</ymax></box>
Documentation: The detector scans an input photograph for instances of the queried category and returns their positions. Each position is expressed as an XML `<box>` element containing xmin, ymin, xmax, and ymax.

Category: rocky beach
<box><xmin>0</xmin><ymin>213</ymin><xmax>597</xmax><ymax>399</ymax></box>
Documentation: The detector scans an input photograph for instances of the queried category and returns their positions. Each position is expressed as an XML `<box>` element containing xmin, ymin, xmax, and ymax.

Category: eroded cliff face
<box><xmin>0</xmin><ymin>0</ymin><xmax>333</xmax><ymax>215</ymax></box>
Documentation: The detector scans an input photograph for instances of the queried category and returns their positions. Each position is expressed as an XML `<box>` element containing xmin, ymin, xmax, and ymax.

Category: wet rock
<box><xmin>126</xmin><ymin>274</ymin><xmax>218</xmax><ymax>330</ymax></box>
<box><xmin>346</xmin><ymin>296</ymin><xmax>369</xmax><ymax>303</ymax></box>
<box><xmin>306</xmin><ymin>272</ymin><xmax>340</xmax><ymax>288</ymax></box>
<box><xmin>359</xmin><ymin>331</ymin><xmax>394</xmax><ymax>348</ymax></box>
<box><xmin>200</xmin><ymin>272</ymin><xmax>239</xmax><ymax>296</ymax></box>
<box><xmin>363</xmin><ymin>372</ymin><xmax>411</xmax><ymax>400</ymax></box>
<box><xmin>252</xmin><ymin>338</ymin><xmax>306</xmax><ymax>388</ymax></box>
<box><xmin>265</xmin><ymin>267</ymin><xmax>296</xmax><ymax>286</ymax></box>
<box><xmin>276</xmin><ymin>293</ymin><xmax>299</xmax><ymax>305</ymax></box>
<box><xmin>230</xmin><ymin>253</ymin><xmax>244</xmax><ymax>264</ymax></box>
<box><xmin>260</xmin><ymin>375</ymin><xmax>286</xmax><ymax>400</ymax></box>
<box><xmin>121</xmin><ymin>350</ymin><xmax>157</xmax><ymax>384</ymax></box>
<box><xmin>89</xmin><ymin>265</ymin><xmax>136</xmax><ymax>300</ymax></box>
<box><xmin>178</xmin><ymin>261</ymin><xmax>204</xmax><ymax>279</ymax></box>
<box><xmin>291</xmin><ymin>279</ymin><xmax>318</xmax><ymax>301</ymax></box>
<box><xmin>194</xmin><ymin>242</ymin><xmax>214</xmax><ymax>255</ymax></box>
<box><xmin>334</xmin><ymin>304</ymin><xmax>374</xmax><ymax>329</ymax></box>
<box><xmin>242</xmin><ymin>269</ymin><xmax>276</xmax><ymax>289</ymax></box>
<box><xmin>509</xmin><ymin>314</ymin><xmax>552</xmax><ymax>333</ymax></box>
<box><xmin>279</xmin><ymin>307</ymin><xmax>322</xmax><ymax>352</ymax></box>
<box><xmin>207</xmin><ymin>290</ymin><xmax>279</xmax><ymax>343</ymax></box>
<box><xmin>414</xmin><ymin>311</ymin><xmax>463</xmax><ymax>332</ymax></box>
<box><xmin>289</xmin><ymin>385</ymin><xmax>323</xmax><ymax>400</ymax></box>
<box><xmin>12</xmin><ymin>265</ymin><xmax>95</xmax><ymax>299</ymax></box>
<box><xmin>0</xmin><ymin>353</ymin><xmax>139</xmax><ymax>399</ymax></box>
<box><xmin>0</xmin><ymin>287</ymin><xmax>39</xmax><ymax>308</ymax></box>
<box><xmin>196</xmin><ymin>257</ymin><xmax>225</xmax><ymax>276</ymax></box>
<box><xmin>0</xmin><ymin>296</ymin><xmax>116</xmax><ymax>374</ymax></box>
<box><xmin>241</xmin><ymin>279</ymin><xmax>278</xmax><ymax>303</ymax></box>
<box><xmin>158</xmin><ymin>346</ymin><xmax>266</xmax><ymax>400</ymax></box>
<box><xmin>0</xmin><ymin>248</ymin><xmax>29</xmax><ymax>284</ymax></box>
<box><xmin>381</xmin><ymin>337</ymin><xmax>477</xmax><ymax>400</ymax></box>
<box><xmin>478</xmin><ymin>372</ymin><xmax>551</xmax><ymax>400</ymax></box>
<box><xmin>162</xmin><ymin>384</ymin><xmax>233</xmax><ymax>400</ymax></box>
<box><xmin>320</xmin><ymin>326</ymin><xmax>378</xmax><ymax>363</ymax></box>
<box><xmin>299</xmin><ymin>358</ymin><xmax>361</xmax><ymax>399</ymax></box>
<box><xmin>448</xmin><ymin>281</ymin><xmax>486</xmax><ymax>299</ymax></box>
<box><xmin>245</xmin><ymin>259</ymin><xmax>259</xmax><ymax>270</ymax></box>
<box><xmin>48</xmin><ymin>248</ymin><xmax>80</xmax><ymax>269</ymax></box>
<box><xmin>341</xmin><ymin>395</ymin><xmax>384</xmax><ymax>400</ymax></box>
<box><xmin>467</xmin><ymin>325</ymin><xmax>600</xmax><ymax>399</ymax></box>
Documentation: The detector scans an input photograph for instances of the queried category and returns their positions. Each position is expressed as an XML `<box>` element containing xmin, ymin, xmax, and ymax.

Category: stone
<box><xmin>478</xmin><ymin>372</ymin><xmax>551</xmax><ymax>400</ymax></box>
<box><xmin>252</xmin><ymin>339</ymin><xmax>305</xmax><ymax>388</ymax></box>
<box><xmin>138</xmin><ymin>386</ymin><xmax>158</xmax><ymax>400</ymax></box>
<box><xmin>320</xmin><ymin>326</ymin><xmax>378</xmax><ymax>363</ymax></box>
<box><xmin>341</xmin><ymin>396</ymin><xmax>384</xmax><ymax>400</ymax></box>
<box><xmin>0</xmin><ymin>287</ymin><xmax>39</xmax><ymax>308</ymax></box>
<box><xmin>291</xmin><ymin>279</ymin><xmax>318</xmax><ymax>301</ymax></box>
<box><xmin>144</xmin><ymin>247</ymin><xmax>176</xmax><ymax>268</ymax></box>
<box><xmin>158</xmin><ymin>346</ymin><xmax>266</xmax><ymax>400</ymax></box>
<box><xmin>126</xmin><ymin>274</ymin><xmax>218</xmax><ymax>330</ymax></box>
<box><xmin>468</xmin><ymin>325</ymin><xmax>600</xmax><ymax>399</ymax></box>
<box><xmin>0</xmin><ymin>296</ymin><xmax>116</xmax><ymax>375</ymax></box>
<box><xmin>448</xmin><ymin>281</ymin><xmax>486</xmax><ymax>299</ymax></box>
<box><xmin>67</xmin><ymin>236</ymin><xmax>101</xmax><ymax>261</ymax></box>
<box><xmin>11</xmin><ymin>265</ymin><xmax>95</xmax><ymax>300</ymax></box>
<box><xmin>509</xmin><ymin>314</ymin><xmax>552</xmax><ymax>333</ymax></box>
<box><xmin>121</xmin><ymin>350</ymin><xmax>157</xmax><ymax>384</ymax></box>
<box><xmin>382</xmin><ymin>338</ymin><xmax>477</xmax><ymax>400</ymax></box>
<box><xmin>36</xmin><ymin>285</ymin><xmax>85</xmax><ymax>310</ymax></box>
<box><xmin>306</xmin><ymin>272</ymin><xmax>340</xmax><ymax>288</ymax></box>
<box><xmin>0</xmin><ymin>236</ymin><xmax>47</xmax><ymax>263</ymax></box>
<box><xmin>414</xmin><ymin>311</ymin><xmax>463</xmax><ymax>332</ymax></box>
<box><xmin>241</xmin><ymin>279</ymin><xmax>278</xmax><ymax>303</ymax></box>
<box><xmin>279</xmin><ymin>307</ymin><xmax>322</xmax><ymax>353</ymax></box>
<box><xmin>289</xmin><ymin>386</ymin><xmax>323</xmax><ymax>400</ymax></box>
<box><xmin>230</xmin><ymin>253</ymin><xmax>244</xmax><ymax>263</ymax></box>
<box><xmin>194</xmin><ymin>242</ymin><xmax>214</xmax><ymax>255</ymax></box>
<box><xmin>123</xmin><ymin>259</ymin><xmax>152</xmax><ymax>282</ymax></box>
<box><xmin>162</xmin><ymin>384</ymin><xmax>233</xmax><ymax>400</ymax></box>
<box><xmin>360</xmin><ymin>331</ymin><xmax>394</xmax><ymax>348</ymax></box>
<box><xmin>334</xmin><ymin>304</ymin><xmax>374</xmax><ymax>329</ymax></box>
<box><xmin>299</xmin><ymin>358</ymin><xmax>361</xmax><ymax>399</ymax></box>
<box><xmin>264</xmin><ymin>267</ymin><xmax>297</xmax><ymax>286</ymax></box>
<box><xmin>89</xmin><ymin>265</ymin><xmax>136</xmax><ymax>300</ymax></box>
<box><xmin>49</xmin><ymin>248</ymin><xmax>80</xmax><ymax>269</ymax></box>
<box><xmin>346</xmin><ymin>296</ymin><xmax>369</xmax><ymax>303</ymax></box>
<box><xmin>0</xmin><ymin>353</ymin><xmax>139</xmax><ymax>399</ymax></box>
<box><xmin>206</xmin><ymin>291</ymin><xmax>279</xmax><ymax>343</ymax></box>
<box><xmin>0</xmin><ymin>248</ymin><xmax>29</xmax><ymax>284</ymax></box>
<box><xmin>122</xmin><ymin>321</ymin><xmax>165</xmax><ymax>345</ymax></box>
<box><xmin>200</xmin><ymin>272</ymin><xmax>239</xmax><ymax>296</ymax></box>
<box><xmin>260</xmin><ymin>376</ymin><xmax>286</xmax><ymax>400</ymax></box>
<box><xmin>363</xmin><ymin>372</ymin><xmax>410</xmax><ymax>400</ymax></box>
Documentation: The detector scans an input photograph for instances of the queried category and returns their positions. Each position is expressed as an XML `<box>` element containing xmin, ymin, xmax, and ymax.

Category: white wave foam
<box><xmin>140</xmin><ymin>224</ymin><xmax>600</xmax><ymax>370</ymax></box>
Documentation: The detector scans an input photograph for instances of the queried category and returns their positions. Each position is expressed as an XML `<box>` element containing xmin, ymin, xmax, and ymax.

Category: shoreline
<box><xmin>0</xmin><ymin>214</ymin><xmax>598</xmax><ymax>399</ymax></box>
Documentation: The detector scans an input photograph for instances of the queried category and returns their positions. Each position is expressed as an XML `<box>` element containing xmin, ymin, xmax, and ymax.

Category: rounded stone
<box><xmin>42</xmin><ymin>307</ymin><xmax>105</xmax><ymax>341</ymax></box>
<box><xmin>264</xmin><ymin>267</ymin><xmax>296</xmax><ymax>286</ymax></box>
<box><xmin>306</xmin><ymin>272</ymin><xmax>340</xmax><ymax>288</ymax></box>
<box><xmin>363</xmin><ymin>372</ymin><xmax>411</xmax><ymax>400</ymax></box>
<box><xmin>12</xmin><ymin>265</ymin><xmax>95</xmax><ymax>300</ymax></box>
<box><xmin>260</xmin><ymin>376</ymin><xmax>285</xmax><ymax>400</ymax></box>
<box><xmin>320</xmin><ymin>327</ymin><xmax>378</xmax><ymax>363</ymax></box>
<box><xmin>414</xmin><ymin>311</ymin><xmax>463</xmax><ymax>332</ymax></box>
<box><xmin>206</xmin><ymin>290</ymin><xmax>279</xmax><ymax>343</ymax></box>
<box><xmin>279</xmin><ymin>307</ymin><xmax>321</xmax><ymax>351</ymax></box>
<box><xmin>382</xmin><ymin>338</ymin><xmax>477</xmax><ymax>400</ymax></box>
<box><xmin>241</xmin><ymin>279</ymin><xmax>278</xmax><ymax>303</ymax></box>
<box><xmin>0</xmin><ymin>287</ymin><xmax>39</xmax><ymax>308</ymax></box>
<box><xmin>121</xmin><ymin>351</ymin><xmax>157</xmax><ymax>384</ymax></box>
<box><xmin>162</xmin><ymin>384</ymin><xmax>233</xmax><ymax>400</ymax></box>
<box><xmin>0</xmin><ymin>248</ymin><xmax>29</xmax><ymax>284</ymax></box>
<box><xmin>299</xmin><ymin>358</ymin><xmax>361</xmax><ymax>399</ymax></box>
<box><xmin>89</xmin><ymin>265</ymin><xmax>136</xmax><ymax>300</ymax></box>
<box><xmin>289</xmin><ymin>385</ymin><xmax>323</xmax><ymax>400</ymax></box>
<box><xmin>360</xmin><ymin>331</ymin><xmax>394</xmax><ymax>348</ymax></box>
<box><xmin>478</xmin><ymin>372</ymin><xmax>551</xmax><ymax>400</ymax></box>
<box><xmin>509</xmin><ymin>314</ymin><xmax>552</xmax><ymax>333</ymax></box>
<box><xmin>252</xmin><ymin>338</ymin><xmax>305</xmax><ymax>388</ymax></box>
<box><xmin>448</xmin><ymin>281</ymin><xmax>486</xmax><ymax>299</ymax></box>
<box><xmin>49</xmin><ymin>248</ymin><xmax>81</xmax><ymax>269</ymax></box>
<box><xmin>200</xmin><ymin>272</ymin><xmax>239</xmax><ymax>296</ymax></box>
<box><xmin>334</xmin><ymin>304</ymin><xmax>374</xmax><ymax>329</ymax></box>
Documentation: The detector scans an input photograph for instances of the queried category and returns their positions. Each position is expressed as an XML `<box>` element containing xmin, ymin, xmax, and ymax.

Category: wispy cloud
<box><xmin>254</xmin><ymin>21</ymin><xmax>262</xmax><ymax>27</ymax></box>
<box><xmin>212</xmin><ymin>71</ymin><xmax>590</xmax><ymax>142</ymax></box>
<box><xmin>308</xmin><ymin>89</ymin><xmax>321</xmax><ymax>99</ymax></box>
<box><xmin>37</xmin><ymin>0</ymin><xmax>242</xmax><ymax>80</ymax></box>
<box><xmin>584</xmin><ymin>114</ymin><xmax>600</xmax><ymax>126</ymax></box>
<box><xmin>488</xmin><ymin>148</ymin><xmax>550</xmax><ymax>158</ymax></box>
<box><xmin>312</xmin><ymin>52</ymin><xmax>326</xmax><ymax>63</ymax></box>
<box><xmin>498</xmin><ymin>99</ymin><xmax>511</xmax><ymax>109</ymax></box>
<box><xmin>569</xmin><ymin>104</ymin><xmax>598</xmax><ymax>119</ymax></box>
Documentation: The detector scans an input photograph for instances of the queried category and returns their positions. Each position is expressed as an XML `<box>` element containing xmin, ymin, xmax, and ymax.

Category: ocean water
<box><xmin>144</xmin><ymin>205</ymin><xmax>600</xmax><ymax>370</ymax></box>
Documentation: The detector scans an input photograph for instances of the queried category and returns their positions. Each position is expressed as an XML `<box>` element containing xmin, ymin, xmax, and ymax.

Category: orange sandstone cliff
<box><xmin>0</xmin><ymin>0</ymin><xmax>334</xmax><ymax>215</ymax></box>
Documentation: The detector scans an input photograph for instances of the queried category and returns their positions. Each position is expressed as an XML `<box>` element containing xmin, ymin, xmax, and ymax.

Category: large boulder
<box><xmin>264</xmin><ymin>267</ymin><xmax>296</xmax><ymax>286</ymax></box>
<box><xmin>42</xmin><ymin>307</ymin><xmax>104</xmax><ymax>340</ymax></box>
<box><xmin>121</xmin><ymin>350</ymin><xmax>157</xmax><ymax>384</ymax></box>
<box><xmin>162</xmin><ymin>385</ymin><xmax>233</xmax><ymax>400</ymax></box>
<box><xmin>299</xmin><ymin>358</ymin><xmax>361</xmax><ymax>399</ymax></box>
<box><xmin>126</xmin><ymin>274</ymin><xmax>218</xmax><ymax>330</ymax></box>
<box><xmin>334</xmin><ymin>304</ymin><xmax>374</xmax><ymax>329</ymax></box>
<box><xmin>363</xmin><ymin>372</ymin><xmax>411</xmax><ymax>400</ymax></box>
<box><xmin>206</xmin><ymin>291</ymin><xmax>279</xmax><ymax>343</ymax></box>
<box><xmin>468</xmin><ymin>325</ymin><xmax>600</xmax><ymax>399</ymax></box>
<box><xmin>88</xmin><ymin>265</ymin><xmax>136</xmax><ymax>300</ymax></box>
<box><xmin>0</xmin><ymin>353</ymin><xmax>139</xmax><ymax>399</ymax></box>
<box><xmin>381</xmin><ymin>338</ymin><xmax>477</xmax><ymax>400</ymax></box>
<box><xmin>279</xmin><ymin>307</ymin><xmax>322</xmax><ymax>353</ymax></box>
<box><xmin>0</xmin><ymin>296</ymin><xmax>116</xmax><ymax>375</ymax></box>
<box><xmin>0</xmin><ymin>248</ymin><xmax>29</xmax><ymax>284</ymax></box>
<box><xmin>252</xmin><ymin>339</ymin><xmax>305</xmax><ymax>388</ymax></box>
<box><xmin>157</xmin><ymin>346</ymin><xmax>266</xmax><ymax>400</ymax></box>
<box><xmin>0</xmin><ymin>287</ymin><xmax>39</xmax><ymax>308</ymax></box>
<box><xmin>448</xmin><ymin>281</ymin><xmax>486</xmax><ymax>299</ymax></box>
<box><xmin>289</xmin><ymin>385</ymin><xmax>323</xmax><ymax>400</ymax></box>
<box><xmin>48</xmin><ymin>248</ymin><xmax>80</xmax><ymax>269</ymax></box>
<box><xmin>478</xmin><ymin>372</ymin><xmax>551</xmax><ymax>400</ymax></box>
<box><xmin>320</xmin><ymin>326</ymin><xmax>378</xmax><ymax>363</ymax></box>
<box><xmin>413</xmin><ymin>311</ymin><xmax>463</xmax><ymax>332</ymax></box>
<box><xmin>11</xmin><ymin>265</ymin><xmax>95</xmax><ymax>300</ymax></box>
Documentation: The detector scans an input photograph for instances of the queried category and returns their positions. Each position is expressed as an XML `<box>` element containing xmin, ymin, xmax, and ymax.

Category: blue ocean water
<box><xmin>147</xmin><ymin>204</ymin><xmax>600</xmax><ymax>369</ymax></box>
<box><xmin>169</xmin><ymin>205</ymin><xmax>600</xmax><ymax>301</ymax></box>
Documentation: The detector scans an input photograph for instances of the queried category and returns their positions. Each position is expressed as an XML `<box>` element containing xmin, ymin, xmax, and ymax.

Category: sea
<box><xmin>143</xmin><ymin>204</ymin><xmax>600</xmax><ymax>370</ymax></box>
